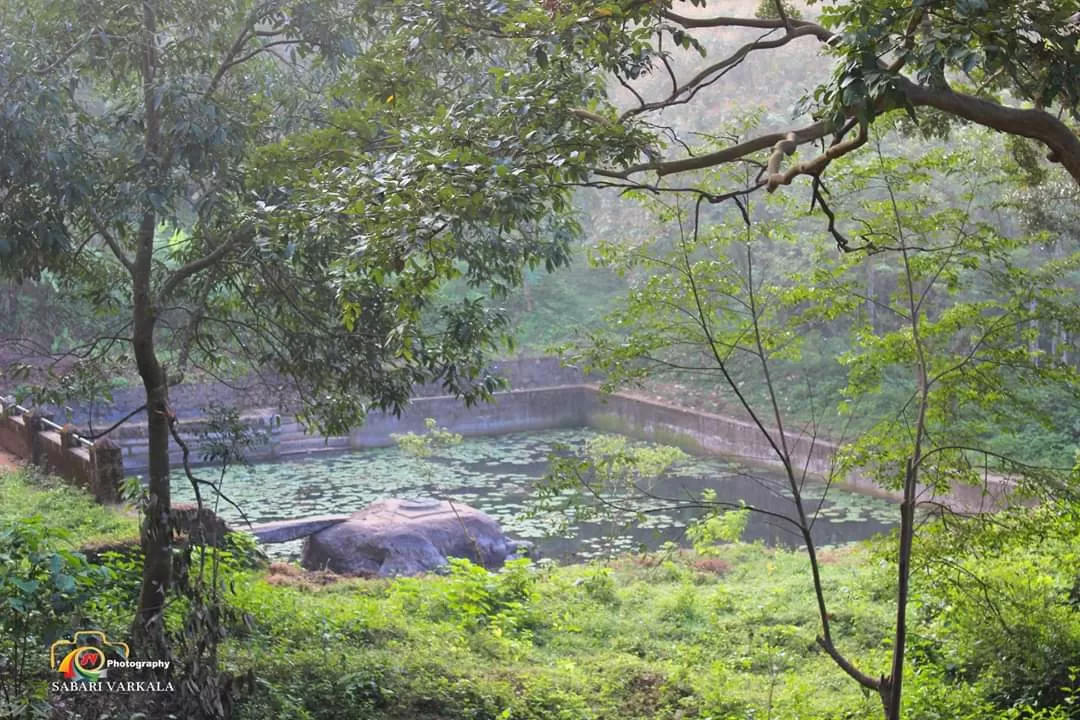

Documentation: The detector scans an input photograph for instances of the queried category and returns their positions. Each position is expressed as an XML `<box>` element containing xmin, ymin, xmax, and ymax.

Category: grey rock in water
<box><xmin>301</xmin><ymin>498</ymin><xmax>516</xmax><ymax>576</ymax></box>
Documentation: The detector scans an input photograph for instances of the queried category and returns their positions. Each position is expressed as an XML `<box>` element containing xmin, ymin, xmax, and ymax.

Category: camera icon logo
<box><xmin>50</xmin><ymin>631</ymin><xmax>129</xmax><ymax>683</ymax></box>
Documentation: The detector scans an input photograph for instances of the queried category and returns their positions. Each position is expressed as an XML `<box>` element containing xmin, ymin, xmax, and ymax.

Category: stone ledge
<box><xmin>246</xmin><ymin>515</ymin><xmax>351</xmax><ymax>543</ymax></box>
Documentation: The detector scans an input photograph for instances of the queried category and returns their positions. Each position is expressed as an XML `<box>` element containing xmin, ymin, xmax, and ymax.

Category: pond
<box><xmin>173</xmin><ymin>428</ymin><xmax>897</xmax><ymax>562</ymax></box>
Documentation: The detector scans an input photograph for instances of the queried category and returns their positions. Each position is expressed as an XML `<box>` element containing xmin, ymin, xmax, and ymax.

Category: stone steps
<box><xmin>277</xmin><ymin>436</ymin><xmax>350</xmax><ymax>455</ymax></box>
<box><xmin>275</xmin><ymin>431</ymin><xmax>315</xmax><ymax>442</ymax></box>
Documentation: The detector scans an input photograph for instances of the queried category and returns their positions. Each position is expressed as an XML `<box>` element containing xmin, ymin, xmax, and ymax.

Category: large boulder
<box><xmin>301</xmin><ymin>498</ymin><xmax>519</xmax><ymax>577</ymax></box>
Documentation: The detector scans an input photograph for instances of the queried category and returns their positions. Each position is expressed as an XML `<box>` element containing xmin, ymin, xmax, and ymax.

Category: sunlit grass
<box><xmin>0</xmin><ymin>466</ymin><xmax>138</xmax><ymax>547</ymax></box>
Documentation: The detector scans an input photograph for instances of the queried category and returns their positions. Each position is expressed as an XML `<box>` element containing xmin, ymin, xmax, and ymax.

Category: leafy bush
<box><xmin>575</xmin><ymin>563</ymin><xmax>618</xmax><ymax>605</ymax></box>
<box><xmin>0</xmin><ymin>517</ymin><xmax>111</xmax><ymax>716</ymax></box>
<box><xmin>393</xmin><ymin>558</ymin><xmax>539</xmax><ymax>631</ymax></box>
<box><xmin>910</xmin><ymin>503</ymin><xmax>1080</xmax><ymax>716</ymax></box>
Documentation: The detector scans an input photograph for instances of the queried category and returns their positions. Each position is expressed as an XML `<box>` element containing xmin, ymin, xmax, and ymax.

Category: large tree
<box><xmin>0</xmin><ymin>0</ymin><xmax>612</xmax><ymax>658</ymax></box>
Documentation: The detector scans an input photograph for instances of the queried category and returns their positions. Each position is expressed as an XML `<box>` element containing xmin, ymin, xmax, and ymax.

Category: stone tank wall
<box><xmin>0</xmin><ymin>406</ymin><xmax>124</xmax><ymax>503</ymax></box>
<box><xmin>6</xmin><ymin>355</ymin><xmax>1019</xmax><ymax>513</ymax></box>
<box><xmin>38</xmin><ymin>356</ymin><xmax>587</xmax><ymax>425</ymax></box>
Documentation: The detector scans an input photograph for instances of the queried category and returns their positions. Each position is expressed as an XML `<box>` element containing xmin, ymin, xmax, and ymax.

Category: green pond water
<box><xmin>172</xmin><ymin>428</ymin><xmax>897</xmax><ymax>561</ymax></box>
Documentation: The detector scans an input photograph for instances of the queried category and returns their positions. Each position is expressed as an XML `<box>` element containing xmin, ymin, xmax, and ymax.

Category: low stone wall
<box><xmin>836</xmin><ymin>468</ymin><xmax>1017</xmax><ymax>513</ymax></box>
<box><xmin>109</xmin><ymin>411</ymin><xmax>281</xmax><ymax>470</ymax></box>
<box><xmin>0</xmin><ymin>413</ymin><xmax>32</xmax><ymax>458</ymax></box>
<box><xmin>0</xmin><ymin>407</ymin><xmax>124</xmax><ymax>503</ymax></box>
<box><xmin>349</xmin><ymin>385</ymin><xmax>591</xmax><ymax>448</ymax></box>
<box><xmin>584</xmin><ymin>391</ymin><xmax>838</xmax><ymax>476</ymax></box>
<box><xmin>41</xmin><ymin>356</ymin><xmax>588</xmax><ymax>425</ymax></box>
<box><xmin>583</xmin><ymin>390</ymin><xmax>1018</xmax><ymax>512</ymax></box>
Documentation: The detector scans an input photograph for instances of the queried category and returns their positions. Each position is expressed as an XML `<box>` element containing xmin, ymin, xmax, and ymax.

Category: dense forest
<box><xmin>1</xmin><ymin>0</ymin><xmax>1079</xmax><ymax>719</ymax></box>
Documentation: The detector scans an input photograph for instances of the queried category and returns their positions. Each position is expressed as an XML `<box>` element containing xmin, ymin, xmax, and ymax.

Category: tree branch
<box><xmin>205</xmin><ymin>25</ymin><xmax>254</xmax><ymax>97</ymax></box>
<box><xmin>816</xmin><ymin>635</ymin><xmax>882</xmax><ymax>691</ymax></box>
<box><xmin>896</xmin><ymin>78</ymin><xmax>1080</xmax><ymax>184</ymax></box>
<box><xmin>216</xmin><ymin>39</ymin><xmax>305</xmax><ymax>78</ymax></box>
<box><xmin>766</xmin><ymin>122</ymin><xmax>869</xmax><ymax>192</ymax></box>
<box><xmin>88</xmin><ymin>207</ymin><xmax>135</xmax><ymax>274</ymax></box>
<box><xmin>83</xmin><ymin>404</ymin><xmax>148</xmax><ymax>440</ymax></box>
<box><xmin>159</xmin><ymin>227</ymin><xmax>251</xmax><ymax>303</ymax></box>
<box><xmin>167</xmin><ymin>413</ymin><xmax>253</xmax><ymax>529</ymax></box>
<box><xmin>621</xmin><ymin>25</ymin><xmax>826</xmax><ymax>122</ymax></box>
<box><xmin>660</xmin><ymin>10</ymin><xmax>834</xmax><ymax>41</ymax></box>
<box><xmin>598</xmin><ymin>120</ymin><xmax>834</xmax><ymax>178</ymax></box>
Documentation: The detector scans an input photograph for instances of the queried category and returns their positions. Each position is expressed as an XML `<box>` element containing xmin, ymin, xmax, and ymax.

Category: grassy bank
<box><xmin>0</xmin><ymin>466</ymin><xmax>138</xmax><ymax>547</ymax></box>
<box><xmin>2</xmin><ymin>466</ymin><xmax>1079</xmax><ymax>720</ymax></box>
<box><xmin>226</xmin><ymin>546</ymin><xmax>893</xmax><ymax>720</ymax></box>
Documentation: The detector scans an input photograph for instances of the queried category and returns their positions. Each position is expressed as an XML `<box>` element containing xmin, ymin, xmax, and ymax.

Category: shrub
<box><xmin>575</xmin><ymin>564</ymin><xmax>618</xmax><ymax>605</ymax></box>
<box><xmin>910</xmin><ymin>503</ymin><xmax>1080</xmax><ymax>716</ymax></box>
<box><xmin>0</xmin><ymin>517</ymin><xmax>111</xmax><ymax>715</ymax></box>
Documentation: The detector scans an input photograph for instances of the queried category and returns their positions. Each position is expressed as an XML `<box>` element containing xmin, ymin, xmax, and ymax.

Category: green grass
<box><xmin>4</xmin><ymin>467</ymin><xmax>1077</xmax><ymax>720</ymax></box>
<box><xmin>225</xmin><ymin>545</ymin><xmax>897</xmax><ymax>720</ymax></box>
<box><xmin>0</xmin><ymin>466</ymin><xmax>138</xmax><ymax>548</ymax></box>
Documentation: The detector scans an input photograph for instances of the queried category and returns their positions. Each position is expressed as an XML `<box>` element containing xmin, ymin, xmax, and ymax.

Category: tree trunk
<box><xmin>882</xmin><ymin>459</ymin><xmax>918</xmax><ymax>720</ymax></box>
<box><xmin>1029</xmin><ymin>298</ymin><xmax>1039</xmax><ymax>367</ymax></box>
<box><xmin>6</xmin><ymin>286</ymin><xmax>17</xmax><ymax>335</ymax></box>
<box><xmin>866</xmin><ymin>260</ymin><xmax>877</xmax><ymax>333</ymax></box>
<box><xmin>132</xmin><ymin>215</ymin><xmax>172</xmax><ymax>659</ymax></box>
<box><xmin>523</xmin><ymin>278</ymin><xmax>535</xmax><ymax>312</ymax></box>
<box><xmin>131</xmin><ymin>0</ymin><xmax>172</xmax><ymax>659</ymax></box>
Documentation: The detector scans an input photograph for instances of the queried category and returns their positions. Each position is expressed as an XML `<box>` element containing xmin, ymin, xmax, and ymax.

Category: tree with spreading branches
<box><xmin>403</xmin><ymin>0</ymin><xmax>1080</xmax><ymax>235</ymax></box>
<box><xmin>0</xmin><ymin>0</ymin><xmax>619</xmax><ymax>663</ymax></box>
<box><xmin>548</xmin><ymin>131</ymin><xmax>1080</xmax><ymax>719</ymax></box>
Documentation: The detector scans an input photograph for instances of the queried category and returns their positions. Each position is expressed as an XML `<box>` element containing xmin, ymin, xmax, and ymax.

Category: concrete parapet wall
<box><xmin>349</xmin><ymin>385</ymin><xmax>590</xmax><ymax>448</ymax></box>
<box><xmin>583</xmin><ymin>390</ymin><xmax>838</xmax><ymax>476</ymax></box>
<box><xmin>584</xmin><ymin>390</ymin><xmax>1018</xmax><ymax>512</ymax></box>
<box><xmin>0</xmin><ymin>408</ymin><xmax>122</xmax><ymax>503</ymax></box>
<box><xmin>0</xmin><ymin>414</ymin><xmax>31</xmax><ymax>458</ymax></box>
<box><xmin>7</xmin><ymin>373</ymin><xmax>1019</xmax><ymax>514</ymax></box>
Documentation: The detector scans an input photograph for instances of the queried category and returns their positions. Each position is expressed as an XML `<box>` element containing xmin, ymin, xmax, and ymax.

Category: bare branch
<box><xmin>816</xmin><ymin>635</ymin><xmax>882</xmax><ymax>691</ymax></box>
<box><xmin>88</xmin><ymin>207</ymin><xmax>135</xmax><ymax>274</ymax></box>
<box><xmin>205</xmin><ymin>24</ymin><xmax>254</xmax><ymax>97</ymax></box>
<box><xmin>167</xmin><ymin>413</ymin><xmax>253</xmax><ymax>529</ymax></box>
<box><xmin>660</xmin><ymin>10</ymin><xmax>834</xmax><ymax>41</ymax></box>
<box><xmin>772</xmin><ymin>0</ymin><xmax>793</xmax><ymax>31</ymax></box>
<box><xmin>83</xmin><ymin>404</ymin><xmax>148</xmax><ymax>440</ymax></box>
<box><xmin>896</xmin><ymin>78</ymin><xmax>1080</xmax><ymax>184</ymax></box>
<box><xmin>766</xmin><ymin>122</ymin><xmax>869</xmax><ymax>192</ymax></box>
<box><xmin>599</xmin><ymin>120</ymin><xmax>833</xmax><ymax>178</ymax></box>
<box><xmin>215</xmin><ymin>39</ymin><xmax>305</xmax><ymax>78</ymax></box>
<box><xmin>622</xmin><ymin>24</ymin><xmax>831</xmax><ymax>123</ymax></box>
